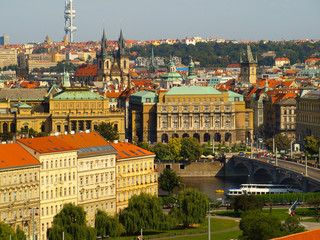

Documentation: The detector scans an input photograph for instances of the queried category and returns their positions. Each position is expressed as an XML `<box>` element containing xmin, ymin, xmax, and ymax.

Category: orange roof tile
<box><xmin>272</xmin><ymin>229</ymin><xmax>320</xmax><ymax>240</ymax></box>
<box><xmin>75</xmin><ymin>64</ymin><xmax>97</xmax><ymax>76</ymax></box>
<box><xmin>57</xmin><ymin>132</ymin><xmax>117</xmax><ymax>156</ymax></box>
<box><xmin>109</xmin><ymin>142</ymin><xmax>154</xmax><ymax>160</ymax></box>
<box><xmin>18</xmin><ymin>136</ymin><xmax>78</xmax><ymax>154</ymax></box>
<box><xmin>0</xmin><ymin>143</ymin><xmax>40</xmax><ymax>169</ymax></box>
<box><xmin>106</xmin><ymin>91</ymin><xmax>122</xmax><ymax>98</ymax></box>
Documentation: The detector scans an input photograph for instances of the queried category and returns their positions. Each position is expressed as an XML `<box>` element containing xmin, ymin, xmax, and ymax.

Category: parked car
<box><xmin>264</xmin><ymin>200</ymin><xmax>270</xmax><ymax>206</ymax></box>
<box><xmin>239</xmin><ymin>152</ymin><xmax>244</xmax><ymax>156</ymax></box>
<box><xmin>281</xmin><ymin>199</ymin><xmax>287</xmax><ymax>205</ymax></box>
<box><xmin>273</xmin><ymin>201</ymin><xmax>278</xmax><ymax>206</ymax></box>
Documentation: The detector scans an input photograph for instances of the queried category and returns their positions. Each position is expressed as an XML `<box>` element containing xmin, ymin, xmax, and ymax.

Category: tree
<box><xmin>47</xmin><ymin>203</ymin><xmax>97</xmax><ymax>240</ymax></box>
<box><xmin>0</xmin><ymin>222</ymin><xmax>18</xmax><ymax>240</ymax></box>
<box><xmin>239</xmin><ymin>211</ymin><xmax>284</xmax><ymax>240</ymax></box>
<box><xmin>96</xmin><ymin>122</ymin><xmax>119</xmax><ymax>141</ymax></box>
<box><xmin>232</xmin><ymin>195</ymin><xmax>263</xmax><ymax>213</ymax></box>
<box><xmin>282</xmin><ymin>217</ymin><xmax>305</xmax><ymax>235</ymax></box>
<box><xmin>16</xmin><ymin>226</ymin><xmax>26</xmax><ymax>240</ymax></box>
<box><xmin>119</xmin><ymin>193</ymin><xmax>171</xmax><ymax>234</ymax></box>
<box><xmin>307</xmin><ymin>197</ymin><xmax>320</xmax><ymax>214</ymax></box>
<box><xmin>170</xmin><ymin>188</ymin><xmax>209</xmax><ymax>227</ymax></box>
<box><xmin>137</xmin><ymin>142</ymin><xmax>153</xmax><ymax>152</ymax></box>
<box><xmin>158</xmin><ymin>168</ymin><xmax>182</xmax><ymax>194</ymax></box>
<box><xmin>95</xmin><ymin>210</ymin><xmax>125</xmax><ymax>238</ymax></box>
<box><xmin>19</xmin><ymin>128</ymin><xmax>47</xmax><ymax>138</ymax></box>
<box><xmin>181</xmin><ymin>137</ymin><xmax>202</xmax><ymax>162</ymax></box>
<box><xmin>153</xmin><ymin>142</ymin><xmax>169</xmax><ymax>160</ymax></box>
<box><xmin>168</xmin><ymin>138</ymin><xmax>182</xmax><ymax>161</ymax></box>
<box><xmin>304</xmin><ymin>136</ymin><xmax>319</xmax><ymax>155</ymax></box>
<box><xmin>266</xmin><ymin>134</ymin><xmax>290</xmax><ymax>151</ymax></box>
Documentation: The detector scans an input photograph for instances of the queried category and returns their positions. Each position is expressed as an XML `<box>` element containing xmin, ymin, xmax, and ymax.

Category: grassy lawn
<box><xmin>168</xmin><ymin>229</ymin><xmax>242</xmax><ymax>240</ymax></box>
<box><xmin>112</xmin><ymin>218</ymin><xmax>239</xmax><ymax>240</ymax></box>
<box><xmin>214</xmin><ymin>208</ymin><xmax>317</xmax><ymax>221</ymax></box>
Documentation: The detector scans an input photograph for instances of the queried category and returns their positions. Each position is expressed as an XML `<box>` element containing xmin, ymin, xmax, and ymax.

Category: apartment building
<box><xmin>57</xmin><ymin>132</ymin><xmax>117</xmax><ymax>226</ymax></box>
<box><xmin>18</xmin><ymin>136</ymin><xmax>78</xmax><ymax>240</ymax></box>
<box><xmin>0</xmin><ymin>143</ymin><xmax>41</xmax><ymax>240</ymax></box>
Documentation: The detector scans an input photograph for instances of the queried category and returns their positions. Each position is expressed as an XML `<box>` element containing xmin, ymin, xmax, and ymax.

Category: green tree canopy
<box><xmin>307</xmin><ymin>197</ymin><xmax>320</xmax><ymax>214</ymax></box>
<box><xmin>137</xmin><ymin>142</ymin><xmax>153</xmax><ymax>152</ymax></box>
<box><xmin>304</xmin><ymin>136</ymin><xmax>319</xmax><ymax>155</ymax></box>
<box><xmin>239</xmin><ymin>211</ymin><xmax>284</xmax><ymax>240</ymax></box>
<box><xmin>158</xmin><ymin>168</ymin><xmax>182</xmax><ymax>194</ymax></box>
<box><xmin>266</xmin><ymin>134</ymin><xmax>290</xmax><ymax>151</ymax></box>
<box><xmin>0</xmin><ymin>222</ymin><xmax>19</xmax><ymax>240</ymax></box>
<box><xmin>231</xmin><ymin>195</ymin><xmax>263</xmax><ymax>213</ymax></box>
<box><xmin>170</xmin><ymin>188</ymin><xmax>209</xmax><ymax>227</ymax></box>
<box><xmin>47</xmin><ymin>203</ymin><xmax>97</xmax><ymax>240</ymax></box>
<box><xmin>168</xmin><ymin>138</ymin><xmax>182</xmax><ymax>161</ymax></box>
<box><xmin>153</xmin><ymin>142</ymin><xmax>169</xmax><ymax>160</ymax></box>
<box><xmin>181</xmin><ymin>137</ymin><xmax>202</xmax><ymax>162</ymax></box>
<box><xmin>96</xmin><ymin>122</ymin><xmax>119</xmax><ymax>141</ymax></box>
<box><xmin>282</xmin><ymin>217</ymin><xmax>305</xmax><ymax>235</ymax></box>
<box><xmin>119</xmin><ymin>193</ymin><xmax>172</xmax><ymax>234</ymax></box>
<box><xmin>95</xmin><ymin>210</ymin><xmax>125</xmax><ymax>238</ymax></box>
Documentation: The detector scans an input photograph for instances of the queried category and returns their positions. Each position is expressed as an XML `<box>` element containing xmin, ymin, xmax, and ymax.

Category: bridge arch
<box><xmin>234</xmin><ymin>162</ymin><xmax>250</xmax><ymax>175</ymax></box>
<box><xmin>253</xmin><ymin>167</ymin><xmax>275</xmax><ymax>183</ymax></box>
<box><xmin>279</xmin><ymin>176</ymin><xmax>303</xmax><ymax>190</ymax></box>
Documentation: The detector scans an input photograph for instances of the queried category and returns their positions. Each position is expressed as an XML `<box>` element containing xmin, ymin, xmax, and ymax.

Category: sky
<box><xmin>1</xmin><ymin>0</ymin><xmax>320</xmax><ymax>44</ymax></box>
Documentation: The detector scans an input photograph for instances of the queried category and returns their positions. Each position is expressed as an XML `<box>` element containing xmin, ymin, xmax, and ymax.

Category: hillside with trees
<box><xmin>131</xmin><ymin>41</ymin><xmax>320</xmax><ymax>67</ymax></box>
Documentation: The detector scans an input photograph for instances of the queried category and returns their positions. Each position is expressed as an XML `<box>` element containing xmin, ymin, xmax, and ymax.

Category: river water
<box><xmin>182</xmin><ymin>176</ymin><xmax>248</xmax><ymax>201</ymax></box>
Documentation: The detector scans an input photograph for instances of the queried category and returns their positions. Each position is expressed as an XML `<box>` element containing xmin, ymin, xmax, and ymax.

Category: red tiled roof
<box><xmin>271</xmin><ymin>229</ymin><xmax>320</xmax><ymax>240</ymax></box>
<box><xmin>57</xmin><ymin>132</ymin><xmax>108</xmax><ymax>149</ymax></box>
<box><xmin>109</xmin><ymin>142</ymin><xmax>154</xmax><ymax>160</ymax></box>
<box><xmin>0</xmin><ymin>143</ymin><xmax>41</xmax><ymax>169</ymax></box>
<box><xmin>18</xmin><ymin>136</ymin><xmax>78</xmax><ymax>154</ymax></box>
<box><xmin>75</xmin><ymin>64</ymin><xmax>97</xmax><ymax>76</ymax></box>
<box><xmin>106</xmin><ymin>91</ymin><xmax>122</xmax><ymax>98</ymax></box>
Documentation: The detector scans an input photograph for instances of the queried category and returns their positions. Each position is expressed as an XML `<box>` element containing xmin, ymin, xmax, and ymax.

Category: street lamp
<box><xmin>208</xmin><ymin>202</ymin><xmax>215</xmax><ymax>240</ymax></box>
<box><xmin>29</xmin><ymin>207</ymin><xmax>39</xmax><ymax>240</ymax></box>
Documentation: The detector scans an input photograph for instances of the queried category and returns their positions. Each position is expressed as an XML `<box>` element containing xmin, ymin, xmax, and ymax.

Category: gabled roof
<box><xmin>109</xmin><ymin>142</ymin><xmax>154</xmax><ymax>160</ymax></box>
<box><xmin>0</xmin><ymin>143</ymin><xmax>41</xmax><ymax>170</ymax></box>
<box><xmin>18</xmin><ymin>136</ymin><xmax>78</xmax><ymax>154</ymax></box>
<box><xmin>0</xmin><ymin>88</ymin><xmax>48</xmax><ymax>101</ymax></box>
<box><xmin>57</xmin><ymin>132</ymin><xmax>117</xmax><ymax>156</ymax></box>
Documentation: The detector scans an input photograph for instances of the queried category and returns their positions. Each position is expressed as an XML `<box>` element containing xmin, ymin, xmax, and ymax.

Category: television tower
<box><xmin>64</xmin><ymin>0</ymin><xmax>77</xmax><ymax>42</ymax></box>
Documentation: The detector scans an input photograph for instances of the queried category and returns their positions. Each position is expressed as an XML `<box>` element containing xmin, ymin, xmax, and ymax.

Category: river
<box><xmin>182</xmin><ymin>176</ymin><xmax>248</xmax><ymax>201</ymax></box>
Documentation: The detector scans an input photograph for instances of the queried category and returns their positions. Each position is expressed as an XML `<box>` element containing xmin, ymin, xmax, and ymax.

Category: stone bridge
<box><xmin>225</xmin><ymin>155</ymin><xmax>320</xmax><ymax>192</ymax></box>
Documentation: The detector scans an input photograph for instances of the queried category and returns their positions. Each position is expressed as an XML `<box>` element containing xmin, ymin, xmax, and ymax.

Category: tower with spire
<box><xmin>147</xmin><ymin>46</ymin><xmax>158</xmax><ymax>74</ymax></box>
<box><xmin>240</xmin><ymin>45</ymin><xmax>258</xmax><ymax>85</ymax></box>
<box><xmin>96</xmin><ymin>29</ymin><xmax>130</xmax><ymax>87</ymax></box>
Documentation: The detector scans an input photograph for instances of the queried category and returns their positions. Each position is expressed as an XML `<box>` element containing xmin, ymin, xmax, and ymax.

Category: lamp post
<box><xmin>305</xmin><ymin>155</ymin><xmax>308</xmax><ymax>177</ymax></box>
<box><xmin>208</xmin><ymin>202</ymin><xmax>215</xmax><ymax>240</ymax></box>
<box><xmin>29</xmin><ymin>207</ymin><xmax>38</xmax><ymax>240</ymax></box>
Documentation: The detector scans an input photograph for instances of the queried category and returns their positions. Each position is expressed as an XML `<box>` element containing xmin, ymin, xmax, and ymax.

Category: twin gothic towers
<box><xmin>96</xmin><ymin>29</ymin><xmax>130</xmax><ymax>87</ymax></box>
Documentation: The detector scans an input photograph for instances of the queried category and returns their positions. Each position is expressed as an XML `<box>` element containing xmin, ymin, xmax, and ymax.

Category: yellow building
<box><xmin>18</xmin><ymin>136</ymin><xmax>78</xmax><ymax>240</ymax></box>
<box><xmin>110</xmin><ymin>141</ymin><xmax>158</xmax><ymax>212</ymax></box>
<box><xmin>0</xmin><ymin>143</ymin><xmax>41</xmax><ymax>240</ymax></box>
<box><xmin>0</xmin><ymin>86</ymin><xmax>125</xmax><ymax>141</ymax></box>
<box><xmin>57</xmin><ymin>132</ymin><xmax>117</xmax><ymax>226</ymax></box>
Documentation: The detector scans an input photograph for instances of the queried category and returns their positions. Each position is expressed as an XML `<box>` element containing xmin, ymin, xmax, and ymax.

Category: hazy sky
<box><xmin>1</xmin><ymin>0</ymin><xmax>319</xmax><ymax>44</ymax></box>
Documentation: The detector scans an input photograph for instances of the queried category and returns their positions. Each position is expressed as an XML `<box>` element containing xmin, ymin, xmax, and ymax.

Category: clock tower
<box><xmin>240</xmin><ymin>45</ymin><xmax>258</xmax><ymax>85</ymax></box>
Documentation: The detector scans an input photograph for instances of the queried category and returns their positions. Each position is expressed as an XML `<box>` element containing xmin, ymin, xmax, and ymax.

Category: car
<box><xmin>273</xmin><ymin>201</ymin><xmax>278</xmax><ymax>206</ymax></box>
<box><xmin>239</xmin><ymin>152</ymin><xmax>244</xmax><ymax>156</ymax></box>
<box><xmin>298</xmin><ymin>200</ymin><xmax>304</xmax><ymax>205</ymax></box>
<box><xmin>225</xmin><ymin>201</ymin><xmax>231</xmax><ymax>207</ymax></box>
<box><xmin>281</xmin><ymin>199</ymin><xmax>287</xmax><ymax>205</ymax></box>
<box><xmin>258</xmin><ymin>154</ymin><xmax>262</xmax><ymax>157</ymax></box>
<box><xmin>264</xmin><ymin>200</ymin><xmax>270</xmax><ymax>206</ymax></box>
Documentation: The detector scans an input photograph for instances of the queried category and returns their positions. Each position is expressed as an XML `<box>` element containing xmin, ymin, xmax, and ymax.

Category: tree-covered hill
<box><xmin>130</xmin><ymin>41</ymin><xmax>320</xmax><ymax>67</ymax></box>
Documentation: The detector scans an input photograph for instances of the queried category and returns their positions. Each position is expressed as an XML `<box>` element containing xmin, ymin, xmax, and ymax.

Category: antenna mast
<box><xmin>64</xmin><ymin>0</ymin><xmax>77</xmax><ymax>42</ymax></box>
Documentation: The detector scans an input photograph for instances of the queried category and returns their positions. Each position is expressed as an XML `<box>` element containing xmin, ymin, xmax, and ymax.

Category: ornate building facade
<box><xmin>0</xmin><ymin>143</ymin><xmax>41</xmax><ymax>240</ymax></box>
<box><xmin>57</xmin><ymin>132</ymin><xmax>117</xmax><ymax>226</ymax></box>
<box><xmin>17</xmin><ymin>136</ymin><xmax>79</xmax><ymax>240</ymax></box>
<box><xmin>296</xmin><ymin>90</ymin><xmax>320</xmax><ymax>142</ymax></box>
<box><xmin>110</xmin><ymin>141</ymin><xmax>157</xmax><ymax>212</ymax></box>
<box><xmin>129</xmin><ymin>87</ymin><xmax>253</xmax><ymax>144</ymax></box>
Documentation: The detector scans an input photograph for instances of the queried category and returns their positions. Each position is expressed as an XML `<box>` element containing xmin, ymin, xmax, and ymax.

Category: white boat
<box><xmin>226</xmin><ymin>184</ymin><xmax>303</xmax><ymax>196</ymax></box>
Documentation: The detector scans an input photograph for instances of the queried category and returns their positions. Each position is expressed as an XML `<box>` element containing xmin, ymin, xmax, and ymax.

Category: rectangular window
<box><xmin>162</xmin><ymin>106</ymin><xmax>167</xmax><ymax>111</ymax></box>
<box><xmin>172</xmin><ymin>106</ymin><xmax>177</xmax><ymax>111</ymax></box>
<box><xmin>173</xmin><ymin>122</ymin><xmax>178</xmax><ymax>128</ymax></box>
<box><xmin>162</xmin><ymin>122</ymin><xmax>167</xmax><ymax>129</ymax></box>
<box><xmin>204</xmin><ymin>106</ymin><xmax>209</xmax><ymax>111</ymax></box>
<box><xmin>194</xmin><ymin>106</ymin><xmax>199</xmax><ymax>111</ymax></box>
<box><xmin>183</xmin><ymin>106</ymin><xmax>188</xmax><ymax>111</ymax></box>
<box><xmin>215</xmin><ymin>106</ymin><xmax>220</xmax><ymax>111</ymax></box>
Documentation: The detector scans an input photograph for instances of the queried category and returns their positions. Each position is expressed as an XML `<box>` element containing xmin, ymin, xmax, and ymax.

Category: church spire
<box><xmin>118</xmin><ymin>29</ymin><xmax>126</xmax><ymax>56</ymax></box>
<box><xmin>101</xmin><ymin>29</ymin><xmax>108</xmax><ymax>58</ymax></box>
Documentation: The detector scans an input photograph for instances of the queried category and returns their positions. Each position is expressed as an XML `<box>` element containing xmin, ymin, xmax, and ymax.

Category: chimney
<box><xmin>114</xmin><ymin>140</ymin><xmax>118</xmax><ymax>144</ymax></box>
